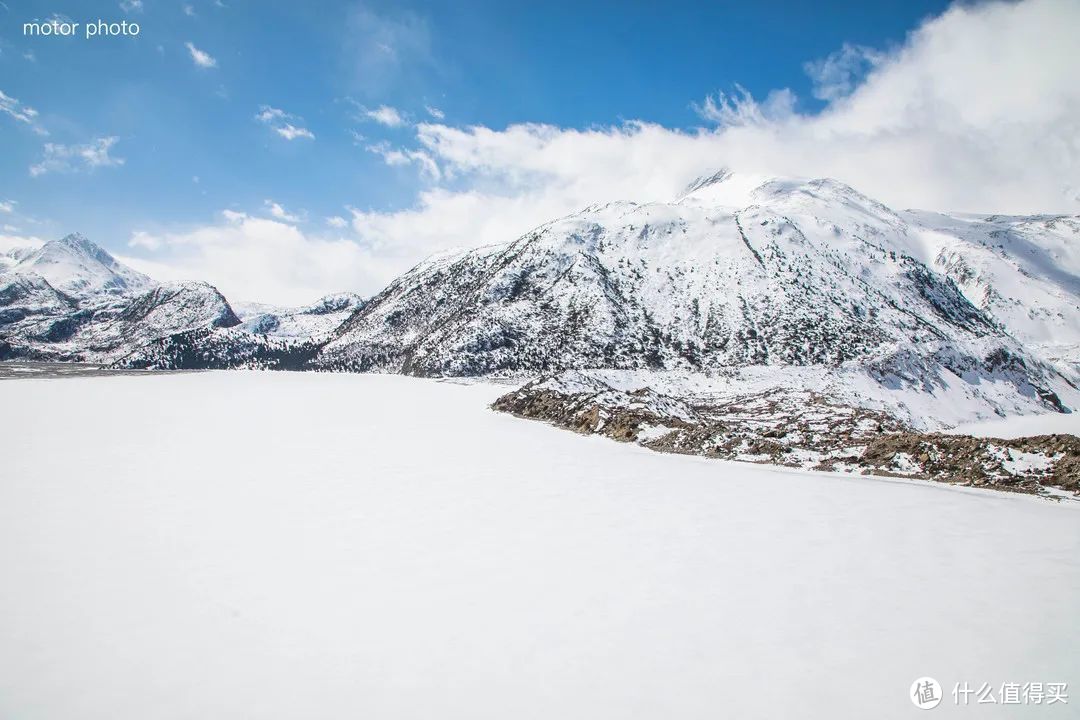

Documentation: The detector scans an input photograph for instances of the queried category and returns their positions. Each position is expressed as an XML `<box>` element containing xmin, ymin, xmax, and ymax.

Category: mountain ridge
<box><xmin>2</xmin><ymin>172</ymin><xmax>1078</xmax><ymax>430</ymax></box>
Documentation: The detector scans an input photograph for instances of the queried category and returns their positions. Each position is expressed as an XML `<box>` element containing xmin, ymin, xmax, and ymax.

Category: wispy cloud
<box><xmin>185</xmin><ymin>41</ymin><xmax>217</xmax><ymax>68</ymax></box>
<box><xmin>365</xmin><ymin>140</ymin><xmax>439</xmax><ymax>180</ymax></box>
<box><xmin>0</xmin><ymin>199</ymin><xmax>15</xmax><ymax>214</ymax></box>
<box><xmin>183</xmin><ymin>4</ymin><xmax>197</xmax><ymax>17</ymax></box>
<box><xmin>803</xmin><ymin>43</ymin><xmax>885</xmax><ymax>102</ymax></box>
<box><xmin>119</xmin><ymin>0</ymin><xmax>143</xmax><ymax>12</ymax></box>
<box><xmin>425</xmin><ymin>105</ymin><xmax>445</xmax><ymax>120</ymax></box>
<box><xmin>255</xmin><ymin>105</ymin><xmax>315</xmax><ymax>141</ymax></box>
<box><xmin>29</xmin><ymin>137</ymin><xmax>125</xmax><ymax>177</ymax></box>
<box><xmin>326</xmin><ymin>216</ymin><xmax>349</xmax><ymax>229</ymax></box>
<box><xmin>264</xmin><ymin>200</ymin><xmax>301</xmax><ymax>223</ymax></box>
<box><xmin>342</xmin><ymin>5</ymin><xmax>434</xmax><ymax>95</ymax></box>
<box><xmin>692</xmin><ymin>85</ymin><xmax>796</xmax><ymax>126</ymax></box>
<box><xmin>0</xmin><ymin>89</ymin><xmax>47</xmax><ymax>135</ymax></box>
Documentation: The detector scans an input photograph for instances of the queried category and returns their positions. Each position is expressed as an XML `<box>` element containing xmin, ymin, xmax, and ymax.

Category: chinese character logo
<box><xmin>911</xmin><ymin>677</ymin><xmax>943</xmax><ymax>710</ymax></box>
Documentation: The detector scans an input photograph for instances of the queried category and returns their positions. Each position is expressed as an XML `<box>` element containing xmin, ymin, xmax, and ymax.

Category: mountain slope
<box><xmin>0</xmin><ymin>235</ymin><xmax>244</xmax><ymax>362</ymax></box>
<box><xmin>314</xmin><ymin>173</ymin><xmax>1076</xmax><ymax>423</ymax></box>
<box><xmin>899</xmin><ymin>210</ymin><xmax>1080</xmax><ymax>376</ymax></box>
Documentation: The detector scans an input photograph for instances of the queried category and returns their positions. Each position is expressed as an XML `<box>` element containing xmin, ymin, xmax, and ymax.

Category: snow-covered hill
<box><xmin>313</xmin><ymin>173</ymin><xmax>1077</xmax><ymax>423</ymax></box>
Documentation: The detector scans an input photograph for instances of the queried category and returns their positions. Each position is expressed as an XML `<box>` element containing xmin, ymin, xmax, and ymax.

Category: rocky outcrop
<box><xmin>493</xmin><ymin>372</ymin><xmax>1079</xmax><ymax>496</ymax></box>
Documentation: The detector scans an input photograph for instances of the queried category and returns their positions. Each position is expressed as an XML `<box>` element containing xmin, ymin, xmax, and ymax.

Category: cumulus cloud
<box><xmin>0</xmin><ymin>200</ymin><xmax>15</xmax><ymax>214</ymax></box>
<box><xmin>255</xmin><ymin>105</ymin><xmax>315</xmax><ymax>140</ymax></box>
<box><xmin>326</xmin><ymin>215</ymin><xmax>349</xmax><ymax>229</ymax></box>
<box><xmin>185</xmin><ymin>41</ymin><xmax>217</xmax><ymax>68</ymax></box>
<box><xmin>135</xmin><ymin>0</ymin><xmax>1080</xmax><ymax>303</ymax></box>
<box><xmin>123</xmin><ymin>211</ymin><xmax>380</xmax><ymax>305</ymax></box>
<box><xmin>353</xmin><ymin>0</ymin><xmax>1080</xmax><ymax>279</ymax></box>
<box><xmin>30</xmin><ymin>137</ymin><xmax>125</xmax><ymax>177</ymax></box>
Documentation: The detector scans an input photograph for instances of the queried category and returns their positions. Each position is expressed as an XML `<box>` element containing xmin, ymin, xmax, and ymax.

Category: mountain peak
<box><xmin>675</xmin><ymin>170</ymin><xmax>785</xmax><ymax>208</ymax></box>
<box><xmin>11</xmin><ymin>233</ymin><xmax>155</xmax><ymax>297</ymax></box>
<box><xmin>679</xmin><ymin>169</ymin><xmax>733</xmax><ymax>197</ymax></box>
<box><xmin>55</xmin><ymin>232</ymin><xmax>118</xmax><ymax>267</ymax></box>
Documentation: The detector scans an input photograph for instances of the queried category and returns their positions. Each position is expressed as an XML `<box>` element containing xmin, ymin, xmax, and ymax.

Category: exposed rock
<box><xmin>493</xmin><ymin>372</ymin><xmax>1078</xmax><ymax>497</ymax></box>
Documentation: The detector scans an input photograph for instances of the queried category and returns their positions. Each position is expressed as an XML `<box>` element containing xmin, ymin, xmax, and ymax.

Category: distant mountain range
<box><xmin>2</xmin><ymin>172</ymin><xmax>1077</xmax><ymax>428</ymax></box>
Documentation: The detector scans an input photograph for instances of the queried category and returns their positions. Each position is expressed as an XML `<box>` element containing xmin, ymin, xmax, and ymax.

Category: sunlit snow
<box><xmin>1</xmin><ymin>371</ymin><xmax>1077</xmax><ymax>719</ymax></box>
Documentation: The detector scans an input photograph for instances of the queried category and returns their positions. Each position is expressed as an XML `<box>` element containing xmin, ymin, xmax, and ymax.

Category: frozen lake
<box><xmin>1</xmin><ymin>371</ymin><xmax>1077</xmax><ymax>718</ymax></box>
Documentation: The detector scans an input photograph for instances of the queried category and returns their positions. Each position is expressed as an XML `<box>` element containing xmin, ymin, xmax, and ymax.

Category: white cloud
<box><xmin>129</xmin><ymin>0</ymin><xmax>1080</xmax><ymax>304</ymax></box>
<box><xmin>326</xmin><ymin>215</ymin><xmax>349</xmax><ymax>229</ymax></box>
<box><xmin>803</xmin><ymin>43</ymin><xmax>885</xmax><ymax>102</ymax></box>
<box><xmin>264</xmin><ymin>200</ymin><xmax>301</xmax><ymax>223</ymax></box>
<box><xmin>365</xmin><ymin>141</ymin><xmax>440</xmax><ymax>180</ymax></box>
<box><xmin>362</xmin><ymin>104</ymin><xmax>407</xmax><ymax>127</ymax></box>
<box><xmin>0</xmin><ymin>200</ymin><xmax>15</xmax><ymax>214</ymax></box>
<box><xmin>119</xmin><ymin>0</ymin><xmax>143</xmax><ymax>12</ymax></box>
<box><xmin>185</xmin><ymin>41</ymin><xmax>217</xmax><ymax>68</ymax></box>
<box><xmin>349</xmin><ymin>0</ymin><xmax>1080</xmax><ymax>291</ymax></box>
<box><xmin>275</xmin><ymin>124</ymin><xmax>314</xmax><ymax>141</ymax></box>
<box><xmin>0</xmin><ymin>232</ymin><xmax>45</xmax><ymax>255</ymax></box>
<box><xmin>0</xmin><ymin>89</ymin><xmax>47</xmax><ymax>135</ymax></box>
<box><xmin>425</xmin><ymin>105</ymin><xmax>445</xmax><ymax>120</ymax></box>
<box><xmin>255</xmin><ymin>105</ymin><xmax>315</xmax><ymax>141</ymax></box>
<box><xmin>183</xmin><ymin>4</ymin><xmax>196</xmax><ymax>17</ymax></box>
<box><xmin>30</xmin><ymin>137</ymin><xmax>125</xmax><ymax>177</ymax></box>
<box><xmin>123</xmin><ymin>211</ymin><xmax>380</xmax><ymax>305</ymax></box>
<box><xmin>693</xmin><ymin>86</ymin><xmax>797</xmax><ymax>125</ymax></box>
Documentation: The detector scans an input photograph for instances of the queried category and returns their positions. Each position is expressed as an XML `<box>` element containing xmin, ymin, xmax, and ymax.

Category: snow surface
<box><xmin>1</xmin><ymin>372</ymin><xmax>1078</xmax><ymax>719</ymax></box>
<box><xmin>948</xmin><ymin>411</ymin><xmax>1080</xmax><ymax>439</ymax></box>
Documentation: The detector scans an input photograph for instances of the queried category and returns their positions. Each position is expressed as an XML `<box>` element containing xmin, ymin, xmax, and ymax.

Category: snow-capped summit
<box><xmin>676</xmin><ymin>169</ymin><xmax>793</xmax><ymax>207</ymax></box>
<box><xmin>7</xmin><ymin>232</ymin><xmax>154</xmax><ymax>297</ymax></box>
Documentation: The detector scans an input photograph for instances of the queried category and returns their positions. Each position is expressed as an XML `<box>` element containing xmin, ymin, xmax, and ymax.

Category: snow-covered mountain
<box><xmin>897</xmin><ymin>210</ymin><xmax>1080</xmax><ymax>377</ymax></box>
<box><xmin>313</xmin><ymin>172</ymin><xmax>1078</xmax><ymax>422</ymax></box>
<box><xmin>7</xmin><ymin>233</ymin><xmax>154</xmax><ymax>297</ymax></box>
<box><xmin>3</xmin><ymin>174</ymin><xmax>1077</xmax><ymax>430</ymax></box>
<box><xmin>0</xmin><ymin>235</ymin><xmax>240</xmax><ymax>362</ymax></box>
<box><xmin>0</xmin><ymin>233</ymin><xmax>368</xmax><ymax>365</ymax></box>
<box><xmin>234</xmin><ymin>292</ymin><xmax>366</xmax><ymax>339</ymax></box>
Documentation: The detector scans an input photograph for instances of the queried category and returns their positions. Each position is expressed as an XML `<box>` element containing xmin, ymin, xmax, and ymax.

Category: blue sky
<box><xmin>3</xmin><ymin>1</ymin><xmax>949</xmax><ymax>238</ymax></box>
<box><xmin>1</xmin><ymin>0</ymin><xmax>1077</xmax><ymax>303</ymax></box>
